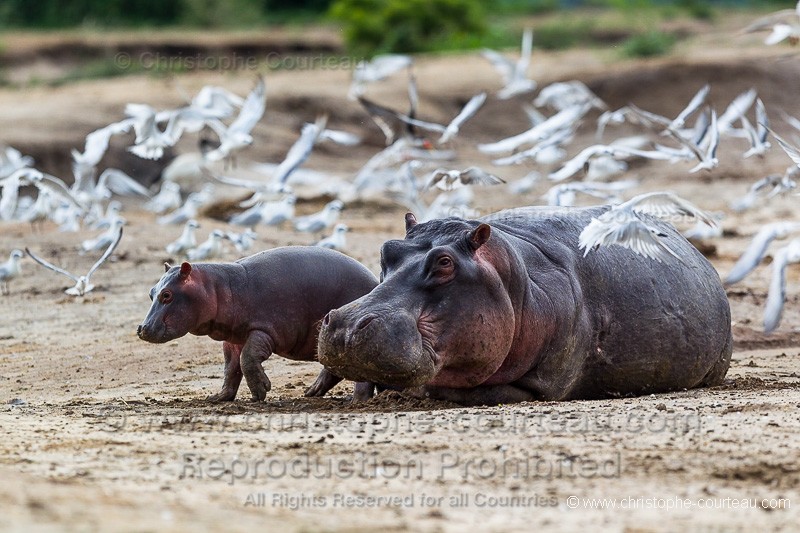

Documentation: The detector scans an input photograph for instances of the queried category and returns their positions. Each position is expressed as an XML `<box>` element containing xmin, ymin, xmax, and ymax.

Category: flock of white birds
<box><xmin>1</xmin><ymin>5</ymin><xmax>800</xmax><ymax>335</ymax></box>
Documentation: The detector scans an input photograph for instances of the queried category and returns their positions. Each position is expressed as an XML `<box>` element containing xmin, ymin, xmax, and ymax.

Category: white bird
<box><xmin>348</xmin><ymin>54</ymin><xmax>412</xmax><ymax>99</ymax></box>
<box><xmin>548</xmin><ymin>138</ymin><xmax>668</xmax><ymax>182</ymax></box>
<box><xmin>187</xmin><ymin>229</ymin><xmax>226</xmax><ymax>261</ymax></box>
<box><xmin>230</xmin><ymin>194</ymin><xmax>295</xmax><ymax>227</ymax></box>
<box><xmin>224</xmin><ymin>228</ymin><xmax>258</xmax><ymax>253</ymax></box>
<box><xmin>158</xmin><ymin>192</ymin><xmax>205</xmax><ymax>225</ymax></box>
<box><xmin>743</xmin><ymin>1</ymin><xmax>800</xmax><ymax>46</ymax></box>
<box><xmin>481</xmin><ymin>28</ymin><xmax>536</xmax><ymax>99</ymax></box>
<box><xmin>665</xmin><ymin>109</ymin><xmax>720</xmax><ymax>173</ymax></box>
<box><xmin>204</xmin><ymin>77</ymin><xmax>266</xmax><ymax>164</ymax></box>
<box><xmin>144</xmin><ymin>181</ymin><xmax>183</xmax><ymax>214</ymax></box>
<box><xmin>426</xmin><ymin>167</ymin><xmax>505</xmax><ymax>190</ymax></box>
<box><xmin>534</xmin><ymin>81</ymin><xmax>607</xmax><ymax>112</ymax></box>
<box><xmin>166</xmin><ymin>220</ymin><xmax>200</xmax><ymax>256</ymax></box>
<box><xmin>293</xmin><ymin>200</ymin><xmax>344</xmax><ymax>234</ymax></box>
<box><xmin>723</xmin><ymin>221</ymin><xmax>800</xmax><ymax>285</ymax></box>
<box><xmin>270</xmin><ymin>115</ymin><xmax>332</xmax><ymax>188</ymax></box>
<box><xmin>26</xmin><ymin>226</ymin><xmax>122</xmax><ymax>296</ymax></box>
<box><xmin>91</xmin><ymin>200</ymin><xmax>123</xmax><ymax>230</ymax></box>
<box><xmin>717</xmin><ymin>89</ymin><xmax>757</xmax><ymax>137</ymax></box>
<box><xmin>764</xmin><ymin>238</ymin><xmax>800</xmax><ymax>333</ymax></box>
<box><xmin>0</xmin><ymin>249</ymin><xmax>24</xmax><ymax>295</ymax></box>
<box><xmin>491</xmin><ymin>127</ymin><xmax>573</xmax><ymax>166</ymax></box>
<box><xmin>478</xmin><ymin>104</ymin><xmax>590</xmax><ymax>155</ymax></box>
<box><xmin>390</xmin><ymin>92</ymin><xmax>486</xmax><ymax>145</ymax></box>
<box><xmin>82</xmin><ymin>218</ymin><xmax>125</xmax><ymax>253</ymax></box>
<box><xmin>315</xmin><ymin>223</ymin><xmax>349</xmax><ymax>251</ymax></box>
<box><xmin>507</xmin><ymin>171</ymin><xmax>542</xmax><ymax>195</ymax></box>
<box><xmin>1</xmin><ymin>168</ymin><xmax>84</xmax><ymax>221</ymax></box>
<box><xmin>124</xmin><ymin>104</ymin><xmax>182</xmax><ymax>160</ymax></box>
<box><xmin>741</xmin><ymin>99</ymin><xmax>771</xmax><ymax>158</ymax></box>
<box><xmin>0</xmin><ymin>145</ymin><xmax>34</xmax><ymax>178</ymax></box>
<box><xmin>71</xmin><ymin>120</ymin><xmax>134</xmax><ymax>189</ymax></box>
<box><xmin>730</xmin><ymin>170</ymin><xmax>798</xmax><ymax>212</ymax></box>
<box><xmin>579</xmin><ymin>192</ymin><xmax>715</xmax><ymax>261</ymax></box>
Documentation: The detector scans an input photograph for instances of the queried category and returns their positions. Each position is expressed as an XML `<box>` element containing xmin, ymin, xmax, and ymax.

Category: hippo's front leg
<box><xmin>207</xmin><ymin>342</ymin><xmax>244</xmax><ymax>402</ymax></box>
<box><xmin>239</xmin><ymin>330</ymin><xmax>274</xmax><ymax>402</ymax></box>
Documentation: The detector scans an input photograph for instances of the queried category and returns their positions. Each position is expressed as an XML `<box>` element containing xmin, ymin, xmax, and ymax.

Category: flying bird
<box><xmin>26</xmin><ymin>226</ymin><xmax>123</xmax><ymax>296</ymax></box>
<box><xmin>579</xmin><ymin>192</ymin><xmax>716</xmax><ymax>262</ymax></box>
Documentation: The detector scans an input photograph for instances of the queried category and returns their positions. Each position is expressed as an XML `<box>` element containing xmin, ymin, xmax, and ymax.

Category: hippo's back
<box><xmin>237</xmin><ymin>246</ymin><xmax>378</xmax><ymax>310</ymax></box>
<box><xmin>484</xmin><ymin>206</ymin><xmax>732</xmax><ymax>399</ymax></box>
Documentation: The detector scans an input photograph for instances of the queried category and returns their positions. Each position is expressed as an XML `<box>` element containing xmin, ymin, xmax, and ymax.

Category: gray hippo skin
<box><xmin>318</xmin><ymin>206</ymin><xmax>732</xmax><ymax>406</ymax></box>
<box><xmin>138</xmin><ymin>246</ymin><xmax>378</xmax><ymax>402</ymax></box>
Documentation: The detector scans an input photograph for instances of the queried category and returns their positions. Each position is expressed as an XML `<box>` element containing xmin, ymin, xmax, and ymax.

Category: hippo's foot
<box><xmin>206</xmin><ymin>388</ymin><xmax>238</xmax><ymax>402</ymax></box>
<box><xmin>352</xmin><ymin>382</ymin><xmax>376</xmax><ymax>403</ymax></box>
<box><xmin>245</xmin><ymin>373</ymin><xmax>272</xmax><ymax>402</ymax></box>
<box><xmin>305</xmin><ymin>368</ymin><xmax>343</xmax><ymax>397</ymax></box>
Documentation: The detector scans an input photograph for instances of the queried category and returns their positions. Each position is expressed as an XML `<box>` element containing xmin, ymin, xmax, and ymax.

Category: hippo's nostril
<box><xmin>354</xmin><ymin>315</ymin><xmax>376</xmax><ymax>332</ymax></box>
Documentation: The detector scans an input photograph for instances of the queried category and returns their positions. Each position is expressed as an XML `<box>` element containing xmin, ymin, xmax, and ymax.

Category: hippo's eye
<box><xmin>159</xmin><ymin>290</ymin><xmax>173</xmax><ymax>304</ymax></box>
<box><xmin>437</xmin><ymin>257</ymin><xmax>453</xmax><ymax>268</ymax></box>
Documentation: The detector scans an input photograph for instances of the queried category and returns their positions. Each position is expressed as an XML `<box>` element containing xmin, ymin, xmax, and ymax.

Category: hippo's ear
<box><xmin>179</xmin><ymin>262</ymin><xmax>192</xmax><ymax>278</ymax></box>
<box><xmin>468</xmin><ymin>224</ymin><xmax>491</xmax><ymax>251</ymax></box>
<box><xmin>164</xmin><ymin>262</ymin><xmax>172</xmax><ymax>273</ymax></box>
<box><xmin>405</xmin><ymin>212</ymin><xmax>418</xmax><ymax>233</ymax></box>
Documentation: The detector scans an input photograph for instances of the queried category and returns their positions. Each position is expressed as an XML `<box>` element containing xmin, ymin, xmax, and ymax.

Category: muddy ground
<box><xmin>1</xmin><ymin>18</ymin><xmax>799</xmax><ymax>532</ymax></box>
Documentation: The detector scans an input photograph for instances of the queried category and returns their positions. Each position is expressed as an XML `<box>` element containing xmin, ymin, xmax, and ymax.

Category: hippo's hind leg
<box><xmin>239</xmin><ymin>331</ymin><xmax>274</xmax><ymax>402</ymax></box>
<box><xmin>206</xmin><ymin>342</ymin><xmax>244</xmax><ymax>402</ymax></box>
<box><xmin>305</xmin><ymin>368</ymin><xmax>343</xmax><ymax>397</ymax></box>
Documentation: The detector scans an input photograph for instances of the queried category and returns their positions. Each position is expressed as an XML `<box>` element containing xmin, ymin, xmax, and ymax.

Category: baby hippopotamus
<box><xmin>318</xmin><ymin>207</ymin><xmax>732</xmax><ymax>406</ymax></box>
<box><xmin>137</xmin><ymin>246</ymin><xmax>378</xmax><ymax>402</ymax></box>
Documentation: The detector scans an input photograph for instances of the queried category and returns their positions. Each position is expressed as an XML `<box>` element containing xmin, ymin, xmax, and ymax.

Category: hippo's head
<box><xmin>318</xmin><ymin>214</ymin><xmax>516</xmax><ymax>389</ymax></box>
<box><xmin>137</xmin><ymin>262</ymin><xmax>215</xmax><ymax>343</ymax></box>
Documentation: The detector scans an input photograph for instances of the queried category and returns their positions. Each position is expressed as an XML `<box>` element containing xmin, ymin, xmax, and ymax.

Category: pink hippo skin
<box><xmin>137</xmin><ymin>246</ymin><xmax>378</xmax><ymax>402</ymax></box>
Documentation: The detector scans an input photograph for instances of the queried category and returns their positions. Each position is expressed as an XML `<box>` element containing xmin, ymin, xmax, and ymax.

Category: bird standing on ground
<box><xmin>0</xmin><ymin>249</ymin><xmax>24</xmax><ymax>295</ymax></box>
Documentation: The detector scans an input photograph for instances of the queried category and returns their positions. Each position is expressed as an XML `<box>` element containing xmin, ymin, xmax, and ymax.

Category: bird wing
<box><xmin>718</xmin><ymin>89</ymin><xmax>757</xmax><ymax>132</ymax></box>
<box><xmin>439</xmin><ymin>92</ymin><xmax>487</xmax><ymax>144</ymax></box>
<box><xmin>743</xmin><ymin>9</ymin><xmax>799</xmax><ymax>33</ymax></box>
<box><xmin>671</xmin><ymin>84</ymin><xmax>710</xmax><ymax>129</ymax></box>
<box><xmin>98</xmin><ymin>168</ymin><xmax>152</xmax><ymax>197</ymax></box>
<box><xmin>228</xmin><ymin>77</ymin><xmax>266</xmax><ymax>134</ymax></box>
<box><xmin>25</xmin><ymin>248</ymin><xmax>79</xmax><ymax>282</ymax></box>
<box><xmin>273</xmin><ymin>117</ymin><xmax>326</xmax><ymax>186</ymax></box>
<box><xmin>548</xmin><ymin>145</ymin><xmax>607</xmax><ymax>182</ymax></box>
<box><xmin>726</xmin><ymin>222</ymin><xmax>800</xmax><ymax>285</ymax></box>
<box><xmin>768</xmin><ymin>127</ymin><xmax>800</xmax><ymax>167</ymax></box>
<box><xmin>763</xmin><ymin>245</ymin><xmax>790</xmax><ymax>333</ymax></box>
<box><xmin>319</xmin><ymin>129</ymin><xmax>361</xmax><ymax>146</ymax></box>
<box><xmin>755</xmin><ymin>98</ymin><xmax>770</xmax><ymax>144</ymax></box>
<box><xmin>579</xmin><ymin>213</ymin><xmax>680</xmax><ymax>262</ymax></box>
<box><xmin>460</xmin><ymin>167</ymin><xmax>505</xmax><ymax>186</ymax></box>
<box><xmin>518</xmin><ymin>28</ymin><xmax>533</xmax><ymax>72</ymax></box>
<box><xmin>425</xmin><ymin>169</ymin><xmax>450</xmax><ymax>190</ymax></box>
<box><xmin>87</xmin><ymin>225</ymin><xmax>123</xmax><ymax>279</ymax></box>
<box><xmin>480</xmin><ymin>49</ymin><xmax>515</xmax><ymax>84</ymax></box>
<box><xmin>627</xmin><ymin>191</ymin><xmax>715</xmax><ymax>227</ymax></box>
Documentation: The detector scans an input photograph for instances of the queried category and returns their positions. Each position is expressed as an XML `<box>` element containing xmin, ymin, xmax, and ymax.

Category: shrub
<box><xmin>329</xmin><ymin>0</ymin><xmax>487</xmax><ymax>56</ymax></box>
<box><xmin>621</xmin><ymin>30</ymin><xmax>676</xmax><ymax>58</ymax></box>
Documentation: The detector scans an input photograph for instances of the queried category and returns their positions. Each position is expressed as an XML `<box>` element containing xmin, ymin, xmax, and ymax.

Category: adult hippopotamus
<box><xmin>317</xmin><ymin>207</ymin><xmax>732</xmax><ymax>405</ymax></box>
<box><xmin>137</xmin><ymin>246</ymin><xmax>378</xmax><ymax>401</ymax></box>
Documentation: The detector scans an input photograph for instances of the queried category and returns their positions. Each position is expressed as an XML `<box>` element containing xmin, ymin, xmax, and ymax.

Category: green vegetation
<box><xmin>329</xmin><ymin>0</ymin><xmax>487</xmax><ymax>56</ymax></box>
<box><xmin>621</xmin><ymin>30</ymin><xmax>677</xmax><ymax>57</ymax></box>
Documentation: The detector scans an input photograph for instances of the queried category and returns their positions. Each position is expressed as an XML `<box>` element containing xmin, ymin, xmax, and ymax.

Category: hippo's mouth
<box><xmin>317</xmin><ymin>308</ymin><xmax>439</xmax><ymax>389</ymax></box>
<box><xmin>137</xmin><ymin>322</ymin><xmax>185</xmax><ymax>344</ymax></box>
